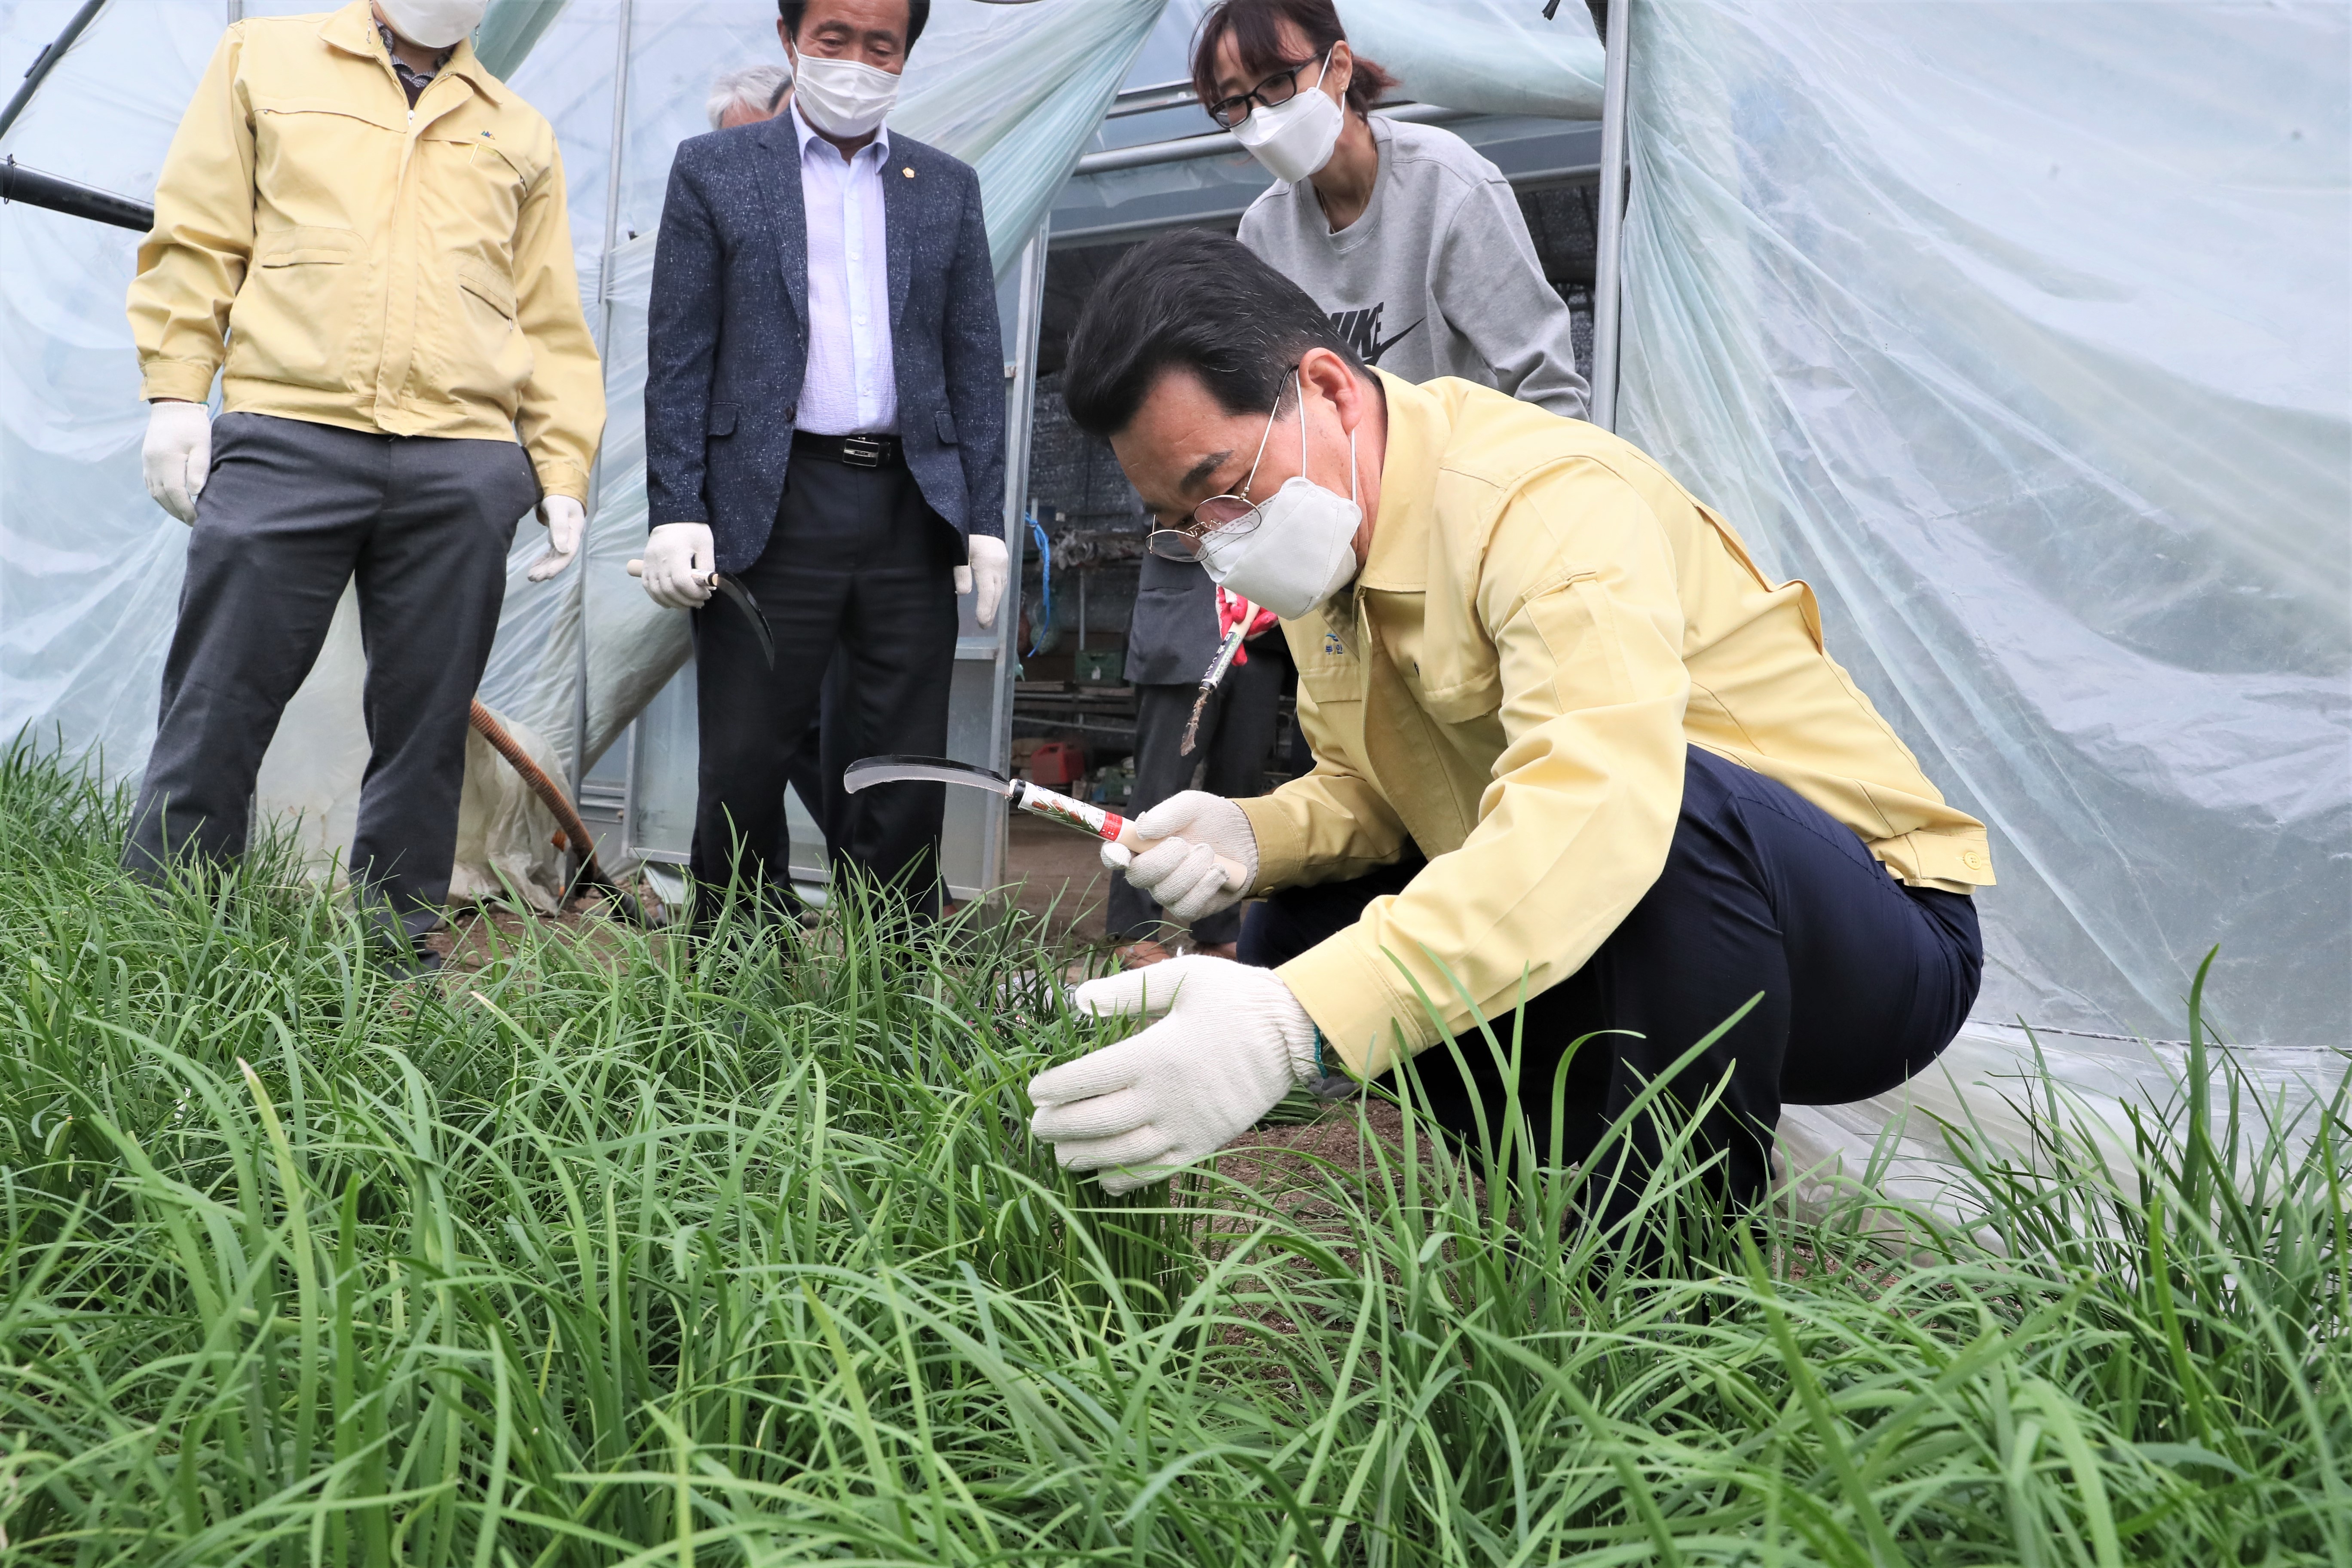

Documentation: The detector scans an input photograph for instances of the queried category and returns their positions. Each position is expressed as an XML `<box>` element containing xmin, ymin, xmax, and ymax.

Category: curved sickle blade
<box><xmin>842</xmin><ymin>753</ymin><xmax>1019</xmax><ymax>798</ymax></box>
<box><xmin>710</xmin><ymin>573</ymin><xmax>775</xmax><ymax>669</ymax></box>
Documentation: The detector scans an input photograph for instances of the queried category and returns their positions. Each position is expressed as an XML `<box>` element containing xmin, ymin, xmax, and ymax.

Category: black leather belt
<box><xmin>792</xmin><ymin>430</ymin><xmax>903</xmax><ymax>469</ymax></box>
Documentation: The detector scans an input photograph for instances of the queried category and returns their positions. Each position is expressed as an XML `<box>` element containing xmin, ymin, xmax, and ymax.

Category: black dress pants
<box><xmin>1240</xmin><ymin>747</ymin><xmax>1984</xmax><ymax>1210</ymax></box>
<box><xmin>1107</xmin><ymin>638</ymin><xmax>1286</xmax><ymax>948</ymax></box>
<box><xmin>690</xmin><ymin>453</ymin><xmax>959</xmax><ymax>925</ymax></box>
<box><xmin>123</xmin><ymin>413</ymin><xmax>536</xmax><ymax>946</ymax></box>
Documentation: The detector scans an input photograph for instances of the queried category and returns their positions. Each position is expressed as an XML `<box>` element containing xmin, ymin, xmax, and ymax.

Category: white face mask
<box><xmin>376</xmin><ymin>0</ymin><xmax>486</xmax><ymax>51</ymax></box>
<box><xmin>1198</xmin><ymin>376</ymin><xmax>1362</xmax><ymax>620</ymax></box>
<box><xmin>790</xmin><ymin>52</ymin><xmax>901</xmax><ymax>139</ymax></box>
<box><xmin>1230</xmin><ymin>54</ymin><xmax>1344</xmax><ymax>184</ymax></box>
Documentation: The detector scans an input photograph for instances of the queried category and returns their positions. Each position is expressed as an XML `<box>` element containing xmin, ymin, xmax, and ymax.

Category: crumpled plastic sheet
<box><xmin>1616</xmin><ymin>0</ymin><xmax>2349</xmax><ymax>1191</ymax></box>
<box><xmin>1339</xmin><ymin>0</ymin><xmax>1603</xmax><ymax>120</ymax></box>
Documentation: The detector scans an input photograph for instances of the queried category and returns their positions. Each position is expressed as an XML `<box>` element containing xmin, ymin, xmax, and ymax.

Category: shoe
<box><xmin>388</xmin><ymin>946</ymin><xmax>446</xmax><ymax>979</ymax></box>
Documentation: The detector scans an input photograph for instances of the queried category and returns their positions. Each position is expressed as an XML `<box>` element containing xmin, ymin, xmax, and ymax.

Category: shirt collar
<box><xmin>319</xmin><ymin>2</ymin><xmax>502</xmax><ymax>107</ymax></box>
<box><xmin>375</xmin><ymin>17</ymin><xmax>451</xmax><ymax>73</ymax></box>
<box><xmin>789</xmin><ymin>97</ymin><xmax>890</xmax><ymax>165</ymax></box>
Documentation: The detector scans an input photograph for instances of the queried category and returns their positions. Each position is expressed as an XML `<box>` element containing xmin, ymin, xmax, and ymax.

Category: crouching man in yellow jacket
<box><xmin>1029</xmin><ymin>231</ymin><xmax>1993</xmax><ymax>1215</ymax></box>
<box><xmin>122</xmin><ymin>0</ymin><xmax>604</xmax><ymax>970</ymax></box>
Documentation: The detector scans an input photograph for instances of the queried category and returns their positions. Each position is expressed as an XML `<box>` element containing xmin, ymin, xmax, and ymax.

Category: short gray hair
<box><xmin>706</xmin><ymin>64</ymin><xmax>791</xmax><ymax>131</ymax></box>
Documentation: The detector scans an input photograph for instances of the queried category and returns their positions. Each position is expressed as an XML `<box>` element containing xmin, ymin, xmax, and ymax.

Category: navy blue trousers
<box><xmin>1240</xmin><ymin>748</ymin><xmax>1983</xmax><ymax>1209</ymax></box>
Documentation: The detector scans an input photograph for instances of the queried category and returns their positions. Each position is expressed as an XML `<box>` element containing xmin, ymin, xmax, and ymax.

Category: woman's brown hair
<box><xmin>1189</xmin><ymin>0</ymin><xmax>1399</xmax><ymax>122</ymax></box>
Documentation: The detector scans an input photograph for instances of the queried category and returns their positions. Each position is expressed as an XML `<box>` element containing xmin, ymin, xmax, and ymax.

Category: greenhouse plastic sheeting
<box><xmin>1340</xmin><ymin>0</ymin><xmax>1603</xmax><ymax>121</ymax></box>
<box><xmin>1615</xmin><ymin>0</ymin><xmax>2348</xmax><ymax>1099</ymax></box>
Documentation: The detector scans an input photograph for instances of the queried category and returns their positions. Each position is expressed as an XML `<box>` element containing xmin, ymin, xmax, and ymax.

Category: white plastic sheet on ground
<box><xmin>1614</xmin><ymin>0</ymin><xmax>2349</xmax><ymax>1187</ymax></box>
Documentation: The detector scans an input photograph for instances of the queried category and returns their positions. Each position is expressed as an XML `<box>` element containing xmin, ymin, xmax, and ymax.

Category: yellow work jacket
<box><xmin>126</xmin><ymin>2</ymin><xmax>604</xmax><ymax>501</ymax></box>
<box><xmin>1240</xmin><ymin>374</ymin><xmax>1994</xmax><ymax>1078</ymax></box>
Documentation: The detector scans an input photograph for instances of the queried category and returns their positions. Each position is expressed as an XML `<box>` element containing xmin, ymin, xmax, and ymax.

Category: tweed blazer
<box><xmin>644</xmin><ymin>116</ymin><xmax>1006</xmax><ymax>573</ymax></box>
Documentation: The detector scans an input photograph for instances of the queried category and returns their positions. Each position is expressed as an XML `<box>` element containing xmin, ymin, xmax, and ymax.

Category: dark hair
<box><xmin>778</xmin><ymin>0</ymin><xmax>930</xmax><ymax>52</ymax></box>
<box><xmin>1189</xmin><ymin>0</ymin><xmax>1397</xmax><ymax>122</ymax></box>
<box><xmin>1062</xmin><ymin>230</ymin><xmax>1364</xmax><ymax>439</ymax></box>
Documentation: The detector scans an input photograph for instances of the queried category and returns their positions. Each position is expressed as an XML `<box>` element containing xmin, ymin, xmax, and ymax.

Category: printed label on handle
<box><xmin>1015</xmin><ymin>781</ymin><xmax>1121</xmax><ymax>842</ymax></box>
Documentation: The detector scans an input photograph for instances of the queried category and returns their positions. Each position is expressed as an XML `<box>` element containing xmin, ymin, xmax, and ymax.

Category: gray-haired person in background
<box><xmin>707</xmin><ymin>63</ymin><xmax>792</xmax><ymax>131</ymax></box>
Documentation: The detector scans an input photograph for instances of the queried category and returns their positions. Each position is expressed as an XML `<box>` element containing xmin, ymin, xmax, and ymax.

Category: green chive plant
<box><xmin>0</xmin><ymin>743</ymin><xmax>2343</xmax><ymax>1565</ymax></box>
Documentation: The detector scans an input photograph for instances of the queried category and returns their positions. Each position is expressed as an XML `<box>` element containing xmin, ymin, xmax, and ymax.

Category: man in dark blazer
<box><xmin>641</xmin><ymin>0</ymin><xmax>1006</xmax><ymax>925</ymax></box>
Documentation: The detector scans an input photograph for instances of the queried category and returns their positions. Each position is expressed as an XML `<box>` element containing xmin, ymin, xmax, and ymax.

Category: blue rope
<box><xmin>1025</xmin><ymin>513</ymin><xmax>1052</xmax><ymax>658</ymax></box>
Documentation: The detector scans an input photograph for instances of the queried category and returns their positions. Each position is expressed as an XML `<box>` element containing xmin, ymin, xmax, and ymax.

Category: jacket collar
<box><xmin>751</xmin><ymin>114</ymin><xmax>811</xmax><ymax>333</ymax></box>
<box><xmin>319</xmin><ymin>0</ymin><xmax>505</xmax><ymax>109</ymax></box>
<box><xmin>1357</xmin><ymin>370</ymin><xmax>1447</xmax><ymax>593</ymax></box>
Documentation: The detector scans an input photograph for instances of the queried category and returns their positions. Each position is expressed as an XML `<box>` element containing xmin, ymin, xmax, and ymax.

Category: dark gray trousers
<box><xmin>123</xmin><ymin>412</ymin><xmax>538</xmax><ymax>944</ymax></box>
<box><xmin>1107</xmin><ymin>641</ymin><xmax>1286</xmax><ymax>947</ymax></box>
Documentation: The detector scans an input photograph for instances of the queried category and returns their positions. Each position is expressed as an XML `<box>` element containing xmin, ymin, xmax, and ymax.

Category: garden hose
<box><xmin>467</xmin><ymin>701</ymin><xmax>652</xmax><ymax>926</ymax></box>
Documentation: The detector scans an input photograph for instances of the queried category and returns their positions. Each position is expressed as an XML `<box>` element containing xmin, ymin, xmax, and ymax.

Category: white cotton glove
<box><xmin>640</xmin><ymin>521</ymin><xmax>716</xmax><ymax>609</ymax></box>
<box><xmin>142</xmin><ymin>400</ymin><xmax>211</xmax><ymax>524</ymax></box>
<box><xmin>527</xmin><ymin>495</ymin><xmax>586</xmax><ymax>582</ymax></box>
<box><xmin>1029</xmin><ymin>955</ymin><xmax>1317</xmax><ymax>1193</ymax></box>
<box><xmin>1101</xmin><ymin>790</ymin><xmax>1258</xmax><ymax>922</ymax></box>
<box><xmin>955</xmin><ymin>533</ymin><xmax>1010</xmax><ymax>630</ymax></box>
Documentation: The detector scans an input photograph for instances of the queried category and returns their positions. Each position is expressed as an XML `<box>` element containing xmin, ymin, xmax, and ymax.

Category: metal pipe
<box><xmin>1589</xmin><ymin>0</ymin><xmax>1632</xmax><ymax>430</ymax></box>
<box><xmin>1106</xmin><ymin>78</ymin><xmax>1197</xmax><ymax>119</ymax></box>
<box><xmin>573</xmin><ymin>0</ymin><xmax>634</xmax><ymax>805</ymax></box>
<box><xmin>1072</xmin><ymin>101</ymin><xmax>1471</xmax><ymax>178</ymax></box>
<box><xmin>0</xmin><ymin>0</ymin><xmax>107</xmax><ymax>144</ymax></box>
<box><xmin>0</xmin><ymin>157</ymin><xmax>150</xmax><ymax>230</ymax></box>
<box><xmin>469</xmin><ymin>701</ymin><xmax>647</xmax><ymax>923</ymax></box>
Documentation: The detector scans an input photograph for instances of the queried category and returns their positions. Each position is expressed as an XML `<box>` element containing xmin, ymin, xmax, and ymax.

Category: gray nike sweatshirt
<box><xmin>1238</xmin><ymin>116</ymin><xmax>1590</xmax><ymax>420</ymax></box>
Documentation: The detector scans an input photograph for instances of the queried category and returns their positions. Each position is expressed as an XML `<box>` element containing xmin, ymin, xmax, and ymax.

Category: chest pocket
<box><xmin>250</xmin><ymin>100</ymin><xmax>392</xmax><ymax>229</ymax></box>
<box><xmin>1295</xmin><ymin>632</ymin><xmax>1363</xmax><ymax>707</ymax></box>
<box><xmin>1378</xmin><ymin>589</ymin><xmax>1499</xmax><ymax>726</ymax></box>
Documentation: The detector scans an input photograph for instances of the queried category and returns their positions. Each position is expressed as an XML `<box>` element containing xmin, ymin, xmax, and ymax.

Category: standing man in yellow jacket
<box><xmin>1029</xmin><ymin>232</ymin><xmax>1992</xmax><ymax>1214</ymax></box>
<box><xmin>123</xmin><ymin>0</ymin><xmax>605</xmax><ymax>969</ymax></box>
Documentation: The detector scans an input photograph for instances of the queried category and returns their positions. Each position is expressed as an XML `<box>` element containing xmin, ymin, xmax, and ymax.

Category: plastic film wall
<box><xmin>1615</xmin><ymin>0</ymin><xmax>2350</xmax><ymax>1056</ymax></box>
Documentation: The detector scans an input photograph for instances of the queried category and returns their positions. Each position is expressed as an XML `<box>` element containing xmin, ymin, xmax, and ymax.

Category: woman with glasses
<box><xmin>1194</xmin><ymin>0</ymin><xmax>1590</xmax><ymax>420</ymax></box>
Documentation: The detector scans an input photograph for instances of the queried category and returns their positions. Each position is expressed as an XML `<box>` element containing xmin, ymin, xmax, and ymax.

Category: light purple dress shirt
<box><xmin>790</xmin><ymin>101</ymin><xmax>898</xmax><ymax>436</ymax></box>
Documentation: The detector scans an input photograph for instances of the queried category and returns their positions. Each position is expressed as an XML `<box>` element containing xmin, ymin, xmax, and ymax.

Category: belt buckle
<box><xmin>842</xmin><ymin>435</ymin><xmax>883</xmax><ymax>469</ymax></box>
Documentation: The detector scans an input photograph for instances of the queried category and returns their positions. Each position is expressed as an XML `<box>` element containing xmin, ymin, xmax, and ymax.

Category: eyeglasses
<box><xmin>1145</xmin><ymin>371</ymin><xmax>1295</xmax><ymax>564</ymax></box>
<box><xmin>1203</xmin><ymin>53</ymin><xmax>1326</xmax><ymax>129</ymax></box>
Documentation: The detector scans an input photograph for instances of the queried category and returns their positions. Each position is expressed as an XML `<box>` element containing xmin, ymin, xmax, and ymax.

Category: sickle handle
<box><xmin>1008</xmin><ymin>780</ymin><xmax>1247</xmax><ymax>891</ymax></box>
<box><xmin>1112</xmin><ymin>817</ymin><xmax>1249</xmax><ymax>893</ymax></box>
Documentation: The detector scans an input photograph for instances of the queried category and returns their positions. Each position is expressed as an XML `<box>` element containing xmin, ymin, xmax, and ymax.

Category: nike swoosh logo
<box><xmin>1365</xmin><ymin>318</ymin><xmax>1425</xmax><ymax>365</ymax></box>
